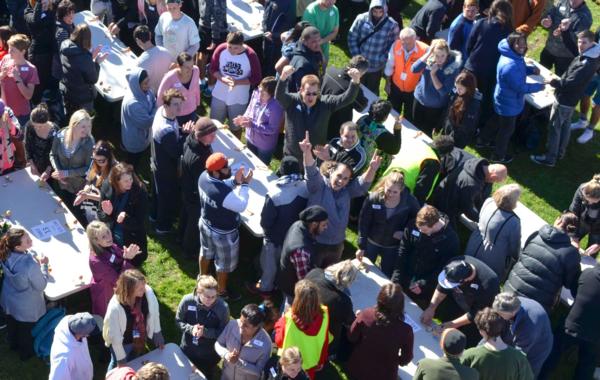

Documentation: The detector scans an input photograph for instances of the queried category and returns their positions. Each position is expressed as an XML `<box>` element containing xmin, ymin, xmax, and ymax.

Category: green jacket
<box><xmin>413</xmin><ymin>356</ymin><xmax>479</xmax><ymax>380</ymax></box>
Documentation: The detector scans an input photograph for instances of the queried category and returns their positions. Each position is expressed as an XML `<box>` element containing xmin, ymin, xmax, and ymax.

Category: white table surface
<box><xmin>227</xmin><ymin>0</ymin><xmax>265</xmax><ymax>41</ymax></box>
<box><xmin>211</xmin><ymin>121</ymin><xmax>279</xmax><ymax>237</ymax></box>
<box><xmin>73</xmin><ymin>11</ymin><xmax>140</xmax><ymax>102</ymax></box>
<box><xmin>349</xmin><ymin>258</ymin><xmax>443</xmax><ymax>379</ymax></box>
<box><xmin>525</xmin><ymin>58</ymin><xmax>558</xmax><ymax>110</ymax></box>
<box><xmin>0</xmin><ymin>168</ymin><xmax>91</xmax><ymax>301</ymax></box>
<box><xmin>127</xmin><ymin>343</ymin><xmax>207</xmax><ymax>379</ymax></box>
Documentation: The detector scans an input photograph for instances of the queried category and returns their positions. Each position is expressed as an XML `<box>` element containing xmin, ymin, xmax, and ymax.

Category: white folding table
<box><xmin>227</xmin><ymin>0</ymin><xmax>265</xmax><ymax>41</ymax></box>
<box><xmin>127</xmin><ymin>343</ymin><xmax>207</xmax><ymax>379</ymax></box>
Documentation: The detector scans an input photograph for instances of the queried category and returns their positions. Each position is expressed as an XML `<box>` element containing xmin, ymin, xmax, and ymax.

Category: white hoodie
<box><xmin>48</xmin><ymin>316</ymin><xmax>93</xmax><ymax>380</ymax></box>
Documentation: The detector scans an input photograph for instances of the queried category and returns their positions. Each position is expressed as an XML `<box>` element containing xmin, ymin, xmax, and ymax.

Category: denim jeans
<box><xmin>364</xmin><ymin>241</ymin><xmax>398</xmax><ymax>278</ymax></box>
<box><xmin>107</xmin><ymin>343</ymin><xmax>135</xmax><ymax>371</ymax></box>
<box><xmin>6</xmin><ymin>0</ymin><xmax>27</xmax><ymax>33</ymax></box>
<box><xmin>247</xmin><ymin>141</ymin><xmax>275</xmax><ymax>165</ymax></box>
<box><xmin>545</xmin><ymin>102</ymin><xmax>575</xmax><ymax>164</ymax></box>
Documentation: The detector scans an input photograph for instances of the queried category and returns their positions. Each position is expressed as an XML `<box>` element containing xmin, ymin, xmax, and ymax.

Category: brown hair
<box><xmin>319</xmin><ymin>160</ymin><xmax>353</xmax><ymax>180</ymax></box>
<box><xmin>56</xmin><ymin>0</ymin><xmax>76</xmax><ymax>20</ymax></box>
<box><xmin>259</xmin><ymin>76</ymin><xmax>277</xmax><ymax>98</ymax></box>
<box><xmin>86</xmin><ymin>220</ymin><xmax>112</xmax><ymax>255</ymax></box>
<box><xmin>162</xmin><ymin>88</ymin><xmax>185</xmax><ymax>105</ymax></box>
<box><xmin>489</xmin><ymin>0</ymin><xmax>513</xmax><ymax>30</ymax></box>
<box><xmin>464</xmin><ymin>0</ymin><xmax>478</xmax><ymax>7</ymax></box>
<box><xmin>415</xmin><ymin>205</ymin><xmax>440</xmax><ymax>228</ymax></box>
<box><xmin>555</xmin><ymin>211</ymin><xmax>578</xmax><ymax>236</ymax></box>
<box><xmin>375</xmin><ymin>283</ymin><xmax>405</xmax><ymax>326</ymax></box>
<box><xmin>195</xmin><ymin>274</ymin><xmax>218</xmax><ymax>295</ymax></box>
<box><xmin>0</xmin><ymin>228</ymin><xmax>27</xmax><ymax>261</ymax></box>
<box><xmin>109</xmin><ymin>162</ymin><xmax>142</xmax><ymax>194</ymax></box>
<box><xmin>115</xmin><ymin>269</ymin><xmax>146</xmax><ymax>305</ymax></box>
<box><xmin>0</xmin><ymin>26</ymin><xmax>14</xmax><ymax>50</ymax></box>
<box><xmin>300</xmin><ymin>74</ymin><xmax>320</xmax><ymax>89</ymax></box>
<box><xmin>176</xmin><ymin>52</ymin><xmax>193</xmax><ymax>66</ymax></box>
<box><xmin>474</xmin><ymin>307</ymin><xmax>506</xmax><ymax>339</ymax></box>
<box><xmin>226</xmin><ymin>31</ymin><xmax>244</xmax><ymax>45</ymax></box>
<box><xmin>30</xmin><ymin>103</ymin><xmax>50</xmax><ymax>124</ymax></box>
<box><xmin>492</xmin><ymin>183</ymin><xmax>521</xmax><ymax>211</ymax></box>
<box><xmin>449</xmin><ymin>71</ymin><xmax>477</xmax><ymax>126</ymax></box>
<box><xmin>373</xmin><ymin>170</ymin><xmax>405</xmax><ymax>197</ymax></box>
<box><xmin>339</xmin><ymin>121</ymin><xmax>358</xmax><ymax>135</ymax></box>
<box><xmin>136</xmin><ymin>362</ymin><xmax>170</xmax><ymax>380</ymax></box>
<box><xmin>583</xmin><ymin>174</ymin><xmax>600</xmax><ymax>200</ymax></box>
<box><xmin>70</xmin><ymin>24</ymin><xmax>92</xmax><ymax>51</ymax></box>
<box><xmin>87</xmin><ymin>140</ymin><xmax>116</xmax><ymax>187</ymax></box>
<box><xmin>291</xmin><ymin>280</ymin><xmax>321</xmax><ymax>327</ymax></box>
<box><xmin>7</xmin><ymin>33</ymin><xmax>30</xmax><ymax>52</ymax></box>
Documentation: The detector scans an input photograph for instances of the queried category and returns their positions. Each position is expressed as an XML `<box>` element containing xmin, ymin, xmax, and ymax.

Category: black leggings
<box><xmin>6</xmin><ymin>315</ymin><xmax>35</xmax><ymax>360</ymax></box>
<box><xmin>480</xmin><ymin>113</ymin><xmax>517</xmax><ymax>159</ymax></box>
<box><xmin>411</xmin><ymin>100</ymin><xmax>445</xmax><ymax>137</ymax></box>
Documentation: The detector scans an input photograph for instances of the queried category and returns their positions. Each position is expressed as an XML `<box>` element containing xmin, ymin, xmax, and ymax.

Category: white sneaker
<box><xmin>571</xmin><ymin>119</ymin><xmax>589</xmax><ymax>130</ymax></box>
<box><xmin>577</xmin><ymin>129</ymin><xmax>594</xmax><ymax>144</ymax></box>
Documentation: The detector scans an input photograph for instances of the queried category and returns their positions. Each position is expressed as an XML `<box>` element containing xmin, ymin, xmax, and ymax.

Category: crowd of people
<box><xmin>0</xmin><ymin>0</ymin><xmax>598</xmax><ymax>379</ymax></box>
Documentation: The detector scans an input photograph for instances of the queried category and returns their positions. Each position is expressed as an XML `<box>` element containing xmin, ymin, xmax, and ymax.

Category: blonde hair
<box><xmin>428</xmin><ymin>39</ymin><xmax>450</xmax><ymax>63</ymax></box>
<box><xmin>583</xmin><ymin>174</ymin><xmax>600</xmax><ymax>199</ymax></box>
<box><xmin>374</xmin><ymin>170</ymin><xmax>405</xmax><ymax>197</ymax></box>
<box><xmin>492</xmin><ymin>184</ymin><xmax>521</xmax><ymax>211</ymax></box>
<box><xmin>279</xmin><ymin>346</ymin><xmax>303</xmax><ymax>367</ymax></box>
<box><xmin>196</xmin><ymin>275</ymin><xmax>218</xmax><ymax>295</ymax></box>
<box><xmin>325</xmin><ymin>260</ymin><xmax>358</xmax><ymax>289</ymax></box>
<box><xmin>464</xmin><ymin>0</ymin><xmax>479</xmax><ymax>7</ymax></box>
<box><xmin>86</xmin><ymin>220</ymin><xmax>112</xmax><ymax>255</ymax></box>
<box><xmin>115</xmin><ymin>269</ymin><xmax>146</xmax><ymax>305</ymax></box>
<box><xmin>65</xmin><ymin>109</ymin><xmax>92</xmax><ymax>148</ymax></box>
<box><xmin>136</xmin><ymin>362</ymin><xmax>170</xmax><ymax>380</ymax></box>
<box><xmin>7</xmin><ymin>33</ymin><xmax>30</xmax><ymax>51</ymax></box>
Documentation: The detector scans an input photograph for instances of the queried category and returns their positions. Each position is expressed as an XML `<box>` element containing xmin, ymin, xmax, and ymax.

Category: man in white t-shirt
<box><xmin>154</xmin><ymin>0</ymin><xmax>200</xmax><ymax>59</ymax></box>
<box><xmin>134</xmin><ymin>25</ymin><xmax>174</xmax><ymax>94</ymax></box>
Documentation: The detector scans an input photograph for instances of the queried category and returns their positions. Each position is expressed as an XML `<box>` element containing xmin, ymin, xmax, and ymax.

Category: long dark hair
<box><xmin>375</xmin><ymin>283</ymin><xmax>405</xmax><ymax>326</ymax></box>
<box><xmin>449</xmin><ymin>71</ymin><xmax>477</xmax><ymax>126</ymax></box>
<box><xmin>0</xmin><ymin>228</ymin><xmax>26</xmax><ymax>261</ymax></box>
<box><xmin>285</xmin><ymin>21</ymin><xmax>311</xmax><ymax>44</ymax></box>
<box><xmin>489</xmin><ymin>0</ymin><xmax>513</xmax><ymax>31</ymax></box>
<box><xmin>87</xmin><ymin>140</ymin><xmax>116</xmax><ymax>187</ymax></box>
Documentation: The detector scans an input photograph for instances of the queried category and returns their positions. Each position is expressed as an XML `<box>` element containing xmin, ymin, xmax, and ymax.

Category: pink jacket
<box><xmin>89</xmin><ymin>244</ymin><xmax>134</xmax><ymax>317</ymax></box>
<box><xmin>156</xmin><ymin>66</ymin><xmax>201</xmax><ymax>117</ymax></box>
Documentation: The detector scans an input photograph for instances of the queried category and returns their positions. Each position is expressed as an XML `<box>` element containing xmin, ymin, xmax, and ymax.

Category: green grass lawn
<box><xmin>1</xmin><ymin>1</ymin><xmax>600</xmax><ymax>379</ymax></box>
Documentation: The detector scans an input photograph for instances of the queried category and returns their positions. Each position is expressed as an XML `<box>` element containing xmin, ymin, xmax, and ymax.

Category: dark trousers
<box><xmin>539</xmin><ymin>328</ymin><xmax>600</xmax><ymax>380</ymax></box>
<box><xmin>6</xmin><ymin>315</ymin><xmax>35</xmax><ymax>360</ymax></box>
<box><xmin>123</xmin><ymin>149</ymin><xmax>148</xmax><ymax>174</ymax></box>
<box><xmin>362</xmin><ymin>70</ymin><xmax>383</xmax><ymax>96</ymax></box>
<box><xmin>389</xmin><ymin>85</ymin><xmax>414</xmax><ymax>122</ymax></box>
<box><xmin>470</xmin><ymin>69</ymin><xmax>496</xmax><ymax>129</ymax></box>
<box><xmin>411</xmin><ymin>100</ymin><xmax>445</xmax><ymax>136</ymax></box>
<box><xmin>180</xmin><ymin>198</ymin><xmax>201</xmax><ymax>259</ymax></box>
<box><xmin>540</xmin><ymin>48</ymin><xmax>573</xmax><ymax>77</ymax></box>
<box><xmin>314</xmin><ymin>242</ymin><xmax>345</xmax><ymax>268</ymax></box>
<box><xmin>30</xmin><ymin>53</ymin><xmax>53</xmax><ymax>105</ymax></box>
<box><xmin>480</xmin><ymin>113</ymin><xmax>517</xmax><ymax>159</ymax></box>
<box><xmin>152</xmin><ymin>167</ymin><xmax>179</xmax><ymax>231</ymax></box>
<box><xmin>263</xmin><ymin>39</ymin><xmax>282</xmax><ymax>78</ymax></box>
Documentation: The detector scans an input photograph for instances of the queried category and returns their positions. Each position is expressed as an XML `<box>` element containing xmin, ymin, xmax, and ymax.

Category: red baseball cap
<box><xmin>206</xmin><ymin>152</ymin><xmax>230</xmax><ymax>172</ymax></box>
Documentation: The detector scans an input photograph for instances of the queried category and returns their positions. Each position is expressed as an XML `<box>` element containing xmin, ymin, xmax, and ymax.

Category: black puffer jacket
<box><xmin>391</xmin><ymin>213</ymin><xmax>460</xmax><ymax>292</ymax></box>
<box><xmin>288</xmin><ymin>41</ymin><xmax>323</xmax><ymax>92</ymax></box>
<box><xmin>565</xmin><ymin>264</ymin><xmax>600</xmax><ymax>343</ymax></box>
<box><xmin>441</xmin><ymin>90</ymin><xmax>482</xmax><ymax>149</ymax></box>
<box><xmin>59</xmin><ymin>39</ymin><xmax>100</xmax><ymax>104</ymax></box>
<box><xmin>24</xmin><ymin>2</ymin><xmax>56</xmax><ymax>56</ymax></box>
<box><xmin>433</xmin><ymin>157</ymin><xmax>491</xmax><ymax>225</ymax></box>
<box><xmin>569</xmin><ymin>183</ymin><xmax>600</xmax><ymax>237</ymax></box>
<box><xmin>505</xmin><ymin>225</ymin><xmax>581</xmax><ymax>311</ymax></box>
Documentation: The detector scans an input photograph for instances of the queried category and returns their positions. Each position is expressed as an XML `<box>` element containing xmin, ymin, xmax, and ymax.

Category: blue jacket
<box><xmin>0</xmin><ymin>251</ymin><xmax>47</xmax><ymax>322</ymax></box>
<box><xmin>121</xmin><ymin>68</ymin><xmax>157</xmax><ymax>153</ymax></box>
<box><xmin>448</xmin><ymin>14</ymin><xmax>474</xmax><ymax>59</ymax></box>
<box><xmin>412</xmin><ymin>50</ymin><xmax>462</xmax><ymax>109</ymax></box>
<box><xmin>465</xmin><ymin>17</ymin><xmax>511</xmax><ymax>78</ymax></box>
<box><xmin>494</xmin><ymin>39</ymin><xmax>544</xmax><ymax>117</ymax></box>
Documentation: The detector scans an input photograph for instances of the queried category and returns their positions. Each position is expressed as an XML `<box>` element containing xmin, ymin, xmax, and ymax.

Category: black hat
<box><xmin>299</xmin><ymin>206</ymin><xmax>328</xmax><ymax>223</ymax></box>
<box><xmin>277</xmin><ymin>156</ymin><xmax>302</xmax><ymax>176</ymax></box>
<box><xmin>441</xmin><ymin>328</ymin><xmax>467</xmax><ymax>356</ymax></box>
<box><xmin>438</xmin><ymin>258</ymin><xmax>473</xmax><ymax>289</ymax></box>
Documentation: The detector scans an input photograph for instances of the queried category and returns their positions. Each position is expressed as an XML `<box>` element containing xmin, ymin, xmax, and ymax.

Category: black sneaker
<box><xmin>530</xmin><ymin>154</ymin><xmax>555</xmax><ymax>167</ymax></box>
<box><xmin>219</xmin><ymin>289</ymin><xmax>242</xmax><ymax>302</ymax></box>
<box><xmin>491</xmin><ymin>155</ymin><xmax>513</xmax><ymax>164</ymax></box>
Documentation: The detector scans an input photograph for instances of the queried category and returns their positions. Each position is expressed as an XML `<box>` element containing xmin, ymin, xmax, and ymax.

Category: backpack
<box><xmin>32</xmin><ymin>307</ymin><xmax>66</xmax><ymax>362</ymax></box>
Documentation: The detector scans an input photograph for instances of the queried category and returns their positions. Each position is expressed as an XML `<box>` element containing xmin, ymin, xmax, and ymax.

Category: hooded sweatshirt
<box><xmin>412</xmin><ymin>50</ymin><xmax>462</xmax><ymax>109</ymax></box>
<box><xmin>550</xmin><ymin>43</ymin><xmax>600</xmax><ymax>107</ymax></box>
<box><xmin>494</xmin><ymin>39</ymin><xmax>544</xmax><ymax>117</ymax></box>
<box><xmin>121</xmin><ymin>67</ymin><xmax>157</xmax><ymax>154</ymax></box>
<box><xmin>59</xmin><ymin>39</ymin><xmax>100</xmax><ymax>104</ymax></box>
<box><xmin>0</xmin><ymin>251</ymin><xmax>47</xmax><ymax>322</ymax></box>
<box><xmin>48</xmin><ymin>316</ymin><xmax>93</xmax><ymax>380</ymax></box>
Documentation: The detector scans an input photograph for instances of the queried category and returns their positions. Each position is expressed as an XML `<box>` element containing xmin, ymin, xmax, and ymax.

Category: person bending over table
<box><xmin>176</xmin><ymin>275</ymin><xmax>230</xmax><ymax>379</ymax></box>
<box><xmin>98</xmin><ymin>163</ymin><xmax>149</xmax><ymax>266</ymax></box>
<box><xmin>0</xmin><ymin>227</ymin><xmax>48</xmax><ymax>360</ymax></box>
<box><xmin>215</xmin><ymin>303</ymin><xmax>273</xmax><ymax>380</ymax></box>
<box><xmin>420</xmin><ymin>256</ymin><xmax>500</xmax><ymax>346</ymax></box>
<box><xmin>569</xmin><ymin>173</ymin><xmax>600</xmax><ymax>249</ymax></box>
<box><xmin>25</xmin><ymin>103</ymin><xmax>58</xmax><ymax>183</ymax></box>
<box><xmin>86</xmin><ymin>221</ymin><xmax>140</xmax><ymax>317</ymax></box>
<box><xmin>106</xmin><ymin>361</ymin><xmax>170</xmax><ymax>380</ymax></box>
<box><xmin>103</xmin><ymin>269</ymin><xmax>164</xmax><ymax>371</ymax></box>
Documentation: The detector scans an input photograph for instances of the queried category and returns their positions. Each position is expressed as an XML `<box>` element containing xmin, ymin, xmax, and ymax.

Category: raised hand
<box><xmin>101</xmin><ymin>200</ymin><xmax>113</xmax><ymax>215</ymax></box>
<box><xmin>124</xmin><ymin>244</ymin><xmax>140</xmax><ymax>259</ymax></box>
<box><xmin>241</xmin><ymin>169</ymin><xmax>253</xmax><ymax>184</ymax></box>
<box><xmin>116</xmin><ymin>211</ymin><xmax>126</xmax><ymax>224</ymax></box>
<box><xmin>312</xmin><ymin>144</ymin><xmax>330</xmax><ymax>161</ymax></box>
<box><xmin>369</xmin><ymin>153</ymin><xmax>382</xmax><ymax>171</ymax></box>
<box><xmin>347</xmin><ymin>68</ymin><xmax>362</xmax><ymax>84</ymax></box>
<box><xmin>280</xmin><ymin>65</ymin><xmax>295</xmax><ymax>81</ymax></box>
<box><xmin>299</xmin><ymin>131</ymin><xmax>312</xmax><ymax>153</ymax></box>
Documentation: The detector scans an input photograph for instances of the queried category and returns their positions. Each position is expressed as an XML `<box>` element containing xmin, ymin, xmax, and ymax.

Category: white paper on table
<box><xmin>31</xmin><ymin>219</ymin><xmax>66</xmax><ymax>240</ymax></box>
<box><xmin>403</xmin><ymin>313</ymin><xmax>422</xmax><ymax>333</ymax></box>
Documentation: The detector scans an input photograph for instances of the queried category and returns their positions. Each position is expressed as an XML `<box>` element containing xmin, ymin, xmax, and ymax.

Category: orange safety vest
<box><xmin>391</xmin><ymin>40</ymin><xmax>429</xmax><ymax>92</ymax></box>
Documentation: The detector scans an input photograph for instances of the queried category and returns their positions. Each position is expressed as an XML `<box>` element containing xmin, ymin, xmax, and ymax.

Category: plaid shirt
<box><xmin>290</xmin><ymin>248</ymin><xmax>312</xmax><ymax>281</ymax></box>
<box><xmin>347</xmin><ymin>11</ymin><xmax>399</xmax><ymax>72</ymax></box>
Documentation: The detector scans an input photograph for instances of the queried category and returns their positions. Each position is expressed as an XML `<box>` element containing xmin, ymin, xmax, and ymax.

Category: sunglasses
<box><xmin>93</xmin><ymin>157</ymin><xmax>107</xmax><ymax>164</ymax></box>
<box><xmin>304</xmin><ymin>92</ymin><xmax>319</xmax><ymax>97</ymax></box>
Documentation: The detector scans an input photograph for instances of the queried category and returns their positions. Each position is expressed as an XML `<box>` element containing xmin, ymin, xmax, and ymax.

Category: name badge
<box><xmin>400</xmin><ymin>72</ymin><xmax>407</xmax><ymax>81</ymax></box>
<box><xmin>174</xmin><ymin>82</ymin><xmax>183</xmax><ymax>88</ymax></box>
<box><xmin>470</xmin><ymin>283</ymin><xmax>479</xmax><ymax>290</ymax></box>
<box><xmin>296</xmin><ymin>104</ymin><xmax>302</xmax><ymax>111</ymax></box>
<box><xmin>270</xmin><ymin>367</ymin><xmax>277</xmax><ymax>377</ymax></box>
<box><xmin>411</xmin><ymin>229</ymin><xmax>420</xmax><ymax>237</ymax></box>
<box><xmin>372</xmin><ymin>204</ymin><xmax>381</xmax><ymax>210</ymax></box>
<box><xmin>148</xmin><ymin>5</ymin><xmax>155</xmax><ymax>10</ymax></box>
<box><xmin>20</xmin><ymin>66</ymin><xmax>29</xmax><ymax>72</ymax></box>
<box><xmin>109</xmin><ymin>254</ymin><xmax>116</xmax><ymax>263</ymax></box>
<box><xmin>253</xmin><ymin>339</ymin><xmax>264</xmax><ymax>347</ymax></box>
<box><xmin>329</xmin><ymin>10</ymin><xmax>334</xmax><ymax>16</ymax></box>
<box><xmin>188</xmin><ymin>305</ymin><xmax>197</xmax><ymax>311</ymax></box>
<box><xmin>133</xmin><ymin>329</ymin><xmax>140</xmax><ymax>339</ymax></box>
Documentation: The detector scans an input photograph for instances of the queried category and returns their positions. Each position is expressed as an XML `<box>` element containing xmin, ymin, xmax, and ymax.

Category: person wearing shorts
<box><xmin>197</xmin><ymin>152</ymin><xmax>253</xmax><ymax>301</ymax></box>
<box><xmin>571</xmin><ymin>74</ymin><xmax>600</xmax><ymax>144</ymax></box>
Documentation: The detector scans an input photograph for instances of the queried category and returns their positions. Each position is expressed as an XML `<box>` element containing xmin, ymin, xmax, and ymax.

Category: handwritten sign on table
<box><xmin>403</xmin><ymin>313</ymin><xmax>422</xmax><ymax>333</ymax></box>
<box><xmin>31</xmin><ymin>220</ymin><xmax>66</xmax><ymax>240</ymax></box>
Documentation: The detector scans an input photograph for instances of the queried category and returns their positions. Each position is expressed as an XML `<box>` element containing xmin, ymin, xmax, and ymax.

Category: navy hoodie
<box><xmin>465</xmin><ymin>16</ymin><xmax>511</xmax><ymax>77</ymax></box>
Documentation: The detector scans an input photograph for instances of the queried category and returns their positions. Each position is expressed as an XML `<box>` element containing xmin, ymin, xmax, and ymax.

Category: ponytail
<box><xmin>0</xmin><ymin>227</ymin><xmax>26</xmax><ymax>261</ymax></box>
<box><xmin>582</xmin><ymin>174</ymin><xmax>600</xmax><ymax>200</ymax></box>
<box><xmin>556</xmin><ymin>211</ymin><xmax>578</xmax><ymax>236</ymax></box>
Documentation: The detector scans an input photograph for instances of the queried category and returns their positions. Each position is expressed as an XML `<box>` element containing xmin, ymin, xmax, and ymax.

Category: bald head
<box><xmin>485</xmin><ymin>164</ymin><xmax>508</xmax><ymax>183</ymax></box>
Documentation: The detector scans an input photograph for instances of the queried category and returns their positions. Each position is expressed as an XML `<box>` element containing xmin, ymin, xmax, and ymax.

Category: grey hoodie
<box><xmin>0</xmin><ymin>251</ymin><xmax>47</xmax><ymax>322</ymax></box>
<box><xmin>121</xmin><ymin>67</ymin><xmax>157</xmax><ymax>153</ymax></box>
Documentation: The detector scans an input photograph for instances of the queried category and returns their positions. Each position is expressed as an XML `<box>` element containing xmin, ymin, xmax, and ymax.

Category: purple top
<box><xmin>243</xmin><ymin>89</ymin><xmax>284</xmax><ymax>151</ymax></box>
<box><xmin>89</xmin><ymin>244</ymin><xmax>134</xmax><ymax>317</ymax></box>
